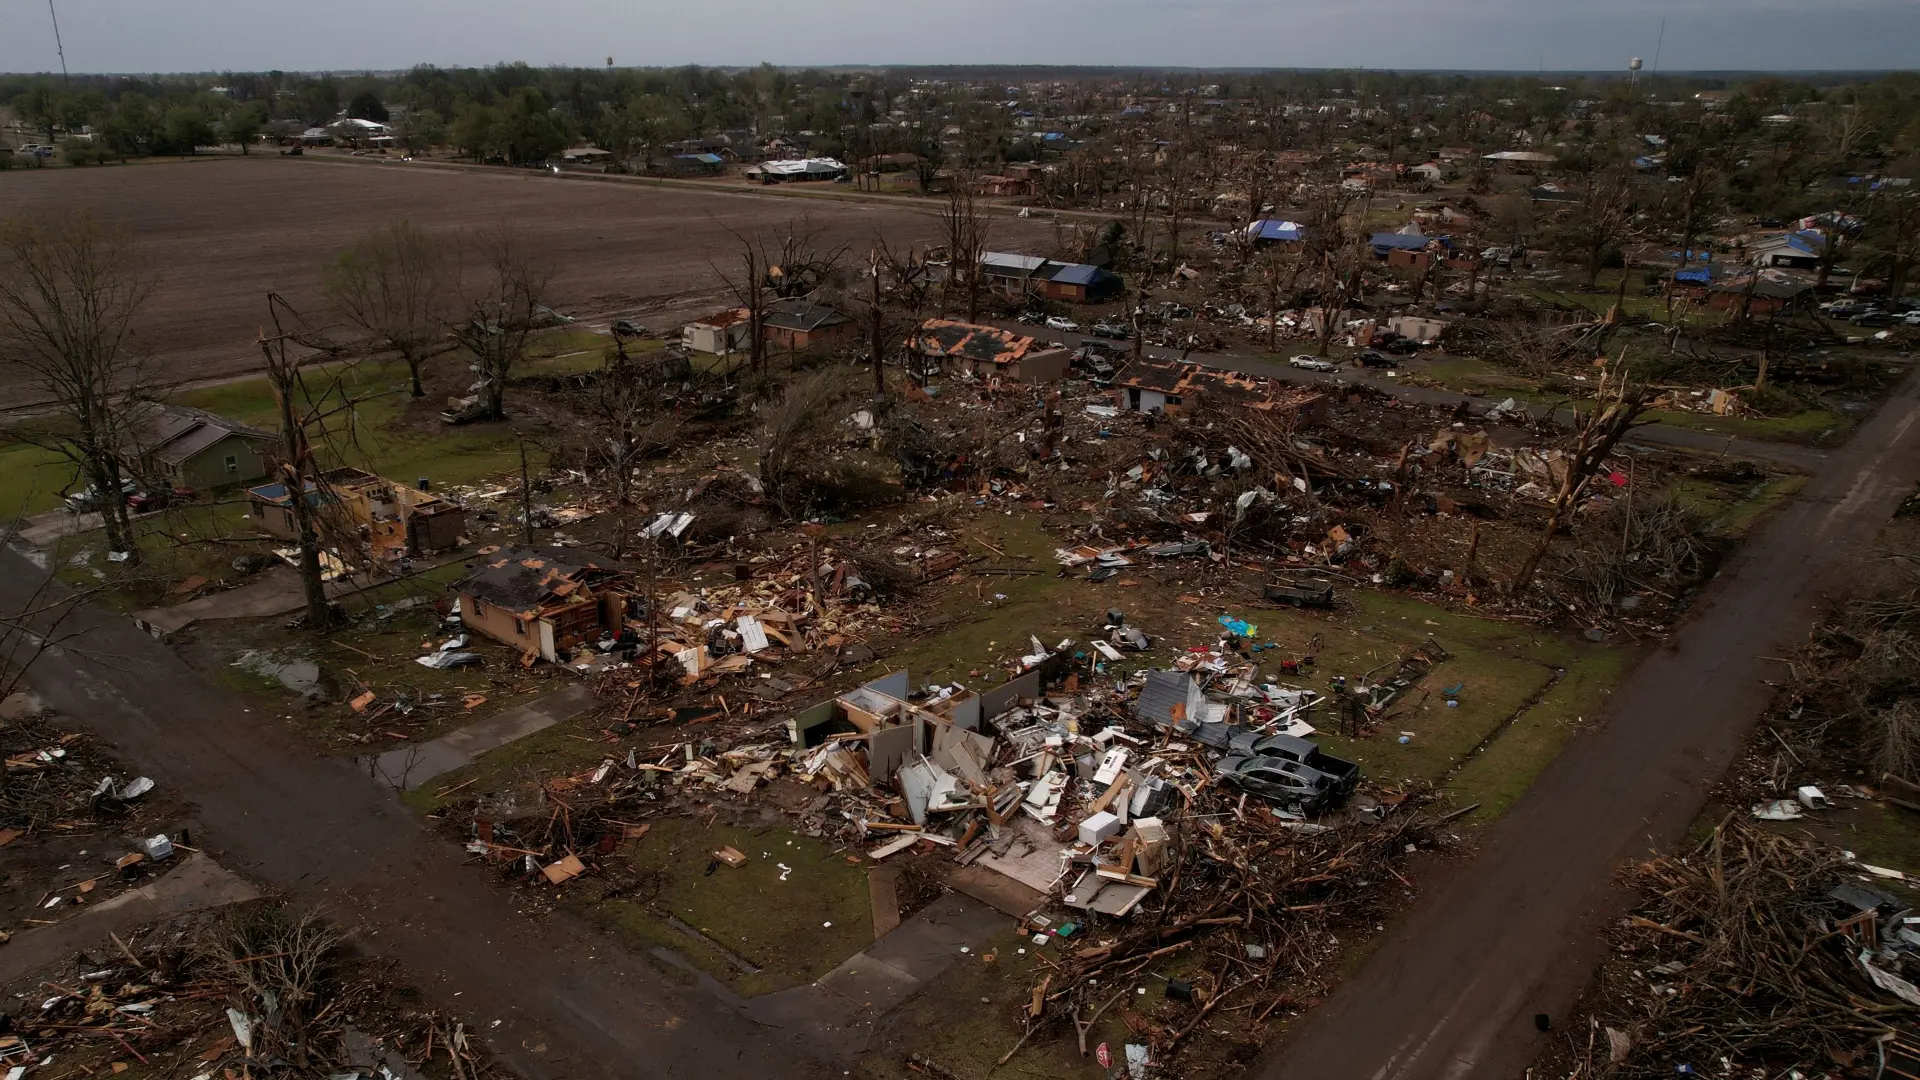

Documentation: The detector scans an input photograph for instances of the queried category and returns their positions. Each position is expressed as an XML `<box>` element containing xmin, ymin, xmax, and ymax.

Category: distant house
<box><xmin>910</xmin><ymin>319</ymin><xmax>1069</xmax><ymax>382</ymax></box>
<box><xmin>1040</xmin><ymin>263</ymin><xmax>1122</xmax><ymax>304</ymax></box>
<box><xmin>664</xmin><ymin>152</ymin><xmax>724</xmax><ymax>175</ymax></box>
<box><xmin>978</xmin><ymin>252</ymin><xmax>1055</xmax><ymax>296</ymax></box>
<box><xmin>1408</xmin><ymin>162</ymin><xmax>1445</xmax><ymax>184</ymax></box>
<box><xmin>744</xmin><ymin>157</ymin><xmax>845</xmax><ymax>183</ymax></box>
<box><xmin>329</xmin><ymin>118</ymin><xmax>389</xmax><ymax>147</ymax></box>
<box><xmin>454</xmin><ymin>547</ymin><xmax>633</xmax><ymax>663</ymax></box>
<box><xmin>561</xmin><ymin>146</ymin><xmax>614</xmax><ymax>164</ymax></box>
<box><xmin>1749</xmin><ymin>231</ymin><xmax>1826</xmax><ymax>270</ymax></box>
<box><xmin>1707</xmin><ymin>269</ymin><xmax>1813</xmax><ymax>314</ymax></box>
<box><xmin>125</xmin><ymin>404</ymin><xmax>275</xmax><ymax>491</ymax></box>
<box><xmin>975</xmin><ymin>174</ymin><xmax>1036</xmax><ymax>197</ymax></box>
<box><xmin>682</xmin><ymin>308</ymin><xmax>753</xmax><ymax>355</ymax></box>
<box><xmin>763</xmin><ymin>298</ymin><xmax>857</xmax><ymax>351</ymax></box>
<box><xmin>1371</xmin><ymin>231</ymin><xmax>1449</xmax><ymax>267</ymax></box>
<box><xmin>246</xmin><ymin>467</ymin><xmax>465</xmax><ymax>565</ymax></box>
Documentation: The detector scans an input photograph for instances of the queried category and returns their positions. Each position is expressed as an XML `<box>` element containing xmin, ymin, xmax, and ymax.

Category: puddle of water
<box><xmin>233</xmin><ymin>649</ymin><xmax>324</xmax><ymax>696</ymax></box>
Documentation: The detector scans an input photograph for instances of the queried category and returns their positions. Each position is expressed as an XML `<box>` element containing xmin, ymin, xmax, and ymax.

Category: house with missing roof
<box><xmin>909</xmin><ymin>319</ymin><xmax>1070</xmax><ymax>382</ymax></box>
<box><xmin>246</xmin><ymin>466</ymin><xmax>466</xmax><ymax>566</ymax></box>
<box><xmin>1111</xmin><ymin>360</ymin><xmax>1327</xmax><ymax>423</ymax></box>
<box><xmin>453</xmin><ymin>547</ymin><xmax>634</xmax><ymax>662</ymax></box>
<box><xmin>125</xmin><ymin>404</ymin><xmax>276</xmax><ymax>491</ymax></box>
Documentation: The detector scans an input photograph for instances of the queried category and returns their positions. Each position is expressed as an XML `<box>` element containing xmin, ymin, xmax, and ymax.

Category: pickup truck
<box><xmin>1241</xmin><ymin>733</ymin><xmax>1360</xmax><ymax>797</ymax></box>
<box><xmin>1264</xmin><ymin>579</ymin><xmax>1335</xmax><ymax>608</ymax></box>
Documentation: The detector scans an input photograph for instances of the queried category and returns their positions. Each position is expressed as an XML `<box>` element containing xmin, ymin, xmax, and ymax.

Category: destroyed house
<box><xmin>911</xmin><ymin>319</ymin><xmax>1069</xmax><ymax>382</ymax></box>
<box><xmin>454</xmin><ymin>548</ymin><xmax>632</xmax><ymax>662</ymax></box>
<box><xmin>787</xmin><ymin>669</ymin><xmax>1041</xmax><ymax>825</ymax></box>
<box><xmin>246</xmin><ymin>467</ymin><xmax>465</xmax><ymax>562</ymax></box>
<box><xmin>1113</xmin><ymin>362</ymin><xmax>1327</xmax><ymax>424</ymax></box>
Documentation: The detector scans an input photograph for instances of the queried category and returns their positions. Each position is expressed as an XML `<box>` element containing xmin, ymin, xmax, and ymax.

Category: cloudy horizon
<box><xmin>2</xmin><ymin>0</ymin><xmax>1916</xmax><ymax>76</ymax></box>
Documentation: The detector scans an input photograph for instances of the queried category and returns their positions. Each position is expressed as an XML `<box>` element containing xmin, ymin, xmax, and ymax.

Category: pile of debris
<box><xmin>5</xmin><ymin>903</ymin><xmax>495</xmax><ymax>1079</ymax></box>
<box><xmin>1566</xmin><ymin>820</ymin><xmax>1920</xmax><ymax>1078</ymax></box>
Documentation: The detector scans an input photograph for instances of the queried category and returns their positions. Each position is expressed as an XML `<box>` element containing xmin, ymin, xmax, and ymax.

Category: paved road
<box><xmin>992</xmin><ymin>319</ymin><xmax>1833</xmax><ymax>472</ymax></box>
<box><xmin>1263</xmin><ymin>369</ymin><xmax>1920</xmax><ymax>1079</ymax></box>
<box><xmin>0</xmin><ymin>547</ymin><xmax>841</xmax><ymax>1080</ymax></box>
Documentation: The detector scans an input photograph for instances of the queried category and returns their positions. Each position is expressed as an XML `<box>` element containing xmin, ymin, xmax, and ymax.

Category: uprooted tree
<box><xmin>1511</xmin><ymin>361</ymin><xmax>1650</xmax><ymax>595</ymax></box>
<box><xmin>322</xmin><ymin>220</ymin><xmax>451</xmax><ymax>397</ymax></box>
<box><xmin>0</xmin><ymin>209</ymin><xmax>156</xmax><ymax>561</ymax></box>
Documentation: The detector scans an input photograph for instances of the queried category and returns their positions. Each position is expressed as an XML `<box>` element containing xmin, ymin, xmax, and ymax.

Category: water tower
<box><xmin>1629</xmin><ymin>56</ymin><xmax>1643</xmax><ymax>90</ymax></box>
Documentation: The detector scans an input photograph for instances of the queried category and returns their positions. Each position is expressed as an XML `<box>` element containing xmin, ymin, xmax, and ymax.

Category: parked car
<box><xmin>1090</xmin><ymin>320</ymin><xmax>1131</xmax><ymax>339</ymax></box>
<box><xmin>1075</xmin><ymin>349</ymin><xmax>1116</xmax><ymax>379</ymax></box>
<box><xmin>1354</xmin><ymin>349</ymin><xmax>1398</xmax><ymax>369</ymax></box>
<box><xmin>1240</xmin><ymin>734</ymin><xmax>1360</xmax><ymax>797</ymax></box>
<box><xmin>64</xmin><ymin>478</ymin><xmax>139</xmax><ymax>512</ymax></box>
<box><xmin>1044</xmin><ymin>316</ymin><xmax>1081</xmax><ymax>333</ymax></box>
<box><xmin>1214</xmin><ymin>754</ymin><xmax>1345</xmax><ymax>812</ymax></box>
<box><xmin>1289</xmin><ymin>355</ymin><xmax>1337</xmax><ymax>373</ymax></box>
<box><xmin>1903</xmin><ymin>311</ymin><xmax>1920</xmax><ymax>327</ymax></box>
<box><xmin>611</xmin><ymin>317</ymin><xmax>649</xmax><ymax>338</ymax></box>
<box><xmin>128</xmin><ymin>486</ymin><xmax>196</xmax><ymax>513</ymax></box>
<box><xmin>1015</xmin><ymin>311</ymin><xmax>1044</xmax><ymax>325</ymax></box>
<box><xmin>1852</xmin><ymin>310</ymin><xmax>1896</xmax><ymax>327</ymax></box>
<box><xmin>1380</xmin><ymin>336</ymin><xmax>1422</xmax><ymax>355</ymax></box>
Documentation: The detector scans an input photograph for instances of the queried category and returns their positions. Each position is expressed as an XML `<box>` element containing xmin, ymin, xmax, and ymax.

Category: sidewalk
<box><xmin>371</xmin><ymin>683</ymin><xmax>598</xmax><ymax>790</ymax></box>
<box><xmin>0</xmin><ymin>854</ymin><xmax>259</xmax><ymax>985</ymax></box>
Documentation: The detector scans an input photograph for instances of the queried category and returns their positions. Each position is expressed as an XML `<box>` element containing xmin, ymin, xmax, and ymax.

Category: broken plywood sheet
<box><xmin>976</xmin><ymin>817</ymin><xmax>1070</xmax><ymax>895</ymax></box>
<box><xmin>869</xmin><ymin>724</ymin><xmax>915</xmax><ymax>784</ymax></box>
<box><xmin>947</xmin><ymin>863</ymin><xmax>1046</xmax><ymax>919</ymax></box>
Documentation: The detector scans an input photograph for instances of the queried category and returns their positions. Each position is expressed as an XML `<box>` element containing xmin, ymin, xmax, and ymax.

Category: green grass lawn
<box><xmin>574</xmin><ymin>817</ymin><xmax>873</xmax><ymax>997</ymax></box>
<box><xmin>1640</xmin><ymin>405</ymin><xmax>1853</xmax><ymax>445</ymax></box>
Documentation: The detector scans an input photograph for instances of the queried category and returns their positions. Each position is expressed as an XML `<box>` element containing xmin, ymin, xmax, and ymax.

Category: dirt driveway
<box><xmin>1262</xmin><ymin>373</ymin><xmax>1920</xmax><ymax>1077</ymax></box>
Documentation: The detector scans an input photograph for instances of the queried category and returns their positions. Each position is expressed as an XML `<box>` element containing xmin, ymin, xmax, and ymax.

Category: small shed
<box><xmin>1040</xmin><ymin>263</ymin><xmax>1121</xmax><ymax>303</ymax></box>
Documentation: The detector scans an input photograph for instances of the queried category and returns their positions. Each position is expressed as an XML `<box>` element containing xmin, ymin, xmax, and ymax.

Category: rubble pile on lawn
<box><xmin>2</xmin><ymin>713</ymin><xmax>156</xmax><ymax>837</ymax></box>
<box><xmin>1016</xmin><ymin>784</ymin><xmax>1433</xmax><ymax>1068</ymax></box>
<box><xmin>5</xmin><ymin>903</ymin><xmax>497</xmax><ymax>1079</ymax></box>
<box><xmin>1560</xmin><ymin>820</ymin><xmax>1920</xmax><ymax>1079</ymax></box>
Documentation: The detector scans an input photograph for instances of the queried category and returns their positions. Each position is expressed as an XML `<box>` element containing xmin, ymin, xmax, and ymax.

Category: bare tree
<box><xmin>1511</xmin><ymin>362</ymin><xmax>1650</xmax><ymax>595</ymax></box>
<box><xmin>446</xmin><ymin>227</ymin><xmax>552</xmax><ymax>421</ymax></box>
<box><xmin>0</xmin><ymin>210</ymin><xmax>156</xmax><ymax>561</ymax></box>
<box><xmin>713</xmin><ymin>215</ymin><xmax>844</xmax><ymax>377</ymax></box>
<box><xmin>1555</xmin><ymin>166</ymin><xmax>1636</xmax><ymax>290</ymax></box>
<box><xmin>568</xmin><ymin>352</ymin><xmax>681</xmax><ymax>558</ymax></box>
<box><xmin>257</xmin><ymin>294</ymin><xmax>382</xmax><ymax>630</ymax></box>
<box><xmin>322</xmin><ymin>221</ymin><xmax>450</xmax><ymax>398</ymax></box>
<box><xmin>939</xmin><ymin>175</ymin><xmax>990</xmax><ymax>323</ymax></box>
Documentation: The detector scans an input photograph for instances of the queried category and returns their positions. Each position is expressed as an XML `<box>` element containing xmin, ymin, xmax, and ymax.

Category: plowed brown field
<box><xmin>0</xmin><ymin>156</ymin><xmax>1053</xmax><ymax>408</ymax></box>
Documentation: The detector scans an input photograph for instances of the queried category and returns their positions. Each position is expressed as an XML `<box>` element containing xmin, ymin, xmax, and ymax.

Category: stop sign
<box><xmin>1096</xmin><ymin>1043</ymin><xmax>1111</xmax><ymax>1068</ymax></box>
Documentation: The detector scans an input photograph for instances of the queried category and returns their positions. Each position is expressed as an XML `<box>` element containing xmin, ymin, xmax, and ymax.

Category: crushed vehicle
<box><xmin>1214</xmin><ymin>753</ymin><xmax>1345</xmax><ymax>812</ymax></box>
<box><xmin>1264</xmin><ymin>577</ymin><xmax>1336</xmax><ymax>608</ymax></box>
<box><xmin>1090</xmin><ymin>319</ymin><xmax>1131</xmax><ymax>339</ymax></box>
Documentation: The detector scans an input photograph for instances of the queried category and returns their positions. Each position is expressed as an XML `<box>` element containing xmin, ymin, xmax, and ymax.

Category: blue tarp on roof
<box><xmin>1370</xmin><ymin>232</ymin><xmax>1438</xmax><ymax>252</ymax></box>
<box><xmin>1050</xmin><ymin>263</ymin><xmax>1105</xmax><ymax>286</ymax></box>
<box><xmin>675</xmin><ymin>153</ymin><xmax>723</xmax><ymax>164</ymax></box>
<box><xmin>1674</xmin><ymin>268</ymin><xmax>1713</xmax><ymax>284</ymax></box>
<box><xmin>1248</xmin><ymin>219</ymin><xmax>1304</xmax><ymax>242</ymax></box>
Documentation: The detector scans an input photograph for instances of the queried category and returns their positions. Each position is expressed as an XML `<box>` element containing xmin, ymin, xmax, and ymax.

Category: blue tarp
<box><xmin>1370</xmin><ymin>232</ymin><xmax>1439</xmax><ymax>252</ymax></box>
<box><xmin>1674</xmin><ymin>268</ymin><xmax>1713</xmax><ymax>284</ymax></box>
<box><xmin>1050</xmin><ymin>263</ymin><xmax>1105</xmax><ymax>286</ymax></box>
<box><xmin>675</xmin><ymin>153</ymin><xmax>723</xmax><ymax>164</ymax></box>
<box><xmin>1249</xmin><ymin>219</ymin><xmax>1304</xmax><ymax>242</ymax></box>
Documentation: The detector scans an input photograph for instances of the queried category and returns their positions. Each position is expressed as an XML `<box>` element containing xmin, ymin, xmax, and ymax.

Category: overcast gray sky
<box><xmin>3</xmin><ymin>0</ymin><xmax>1916</xmax><ymax>75</ymax></box>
